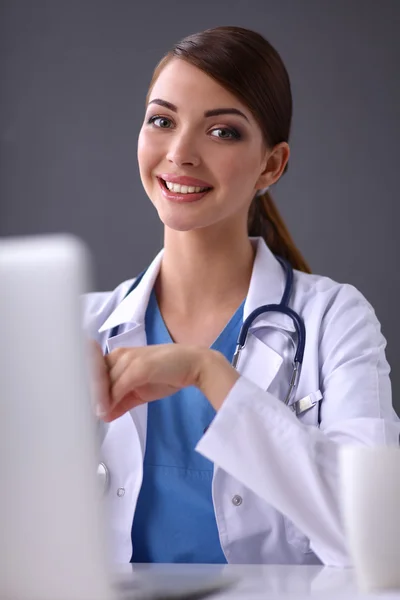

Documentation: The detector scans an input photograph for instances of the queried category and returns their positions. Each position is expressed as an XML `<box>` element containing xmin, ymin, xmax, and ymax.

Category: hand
<box><xmin>99</xmin><ymin>344</ymin><xmax>240</xmax><ymax>422</ymax></box>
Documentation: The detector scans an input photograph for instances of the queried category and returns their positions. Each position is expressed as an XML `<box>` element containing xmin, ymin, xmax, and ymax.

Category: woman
<box><xmin>85</xmin><ymin>26</ymin><xmax>399</xmax><ymax>567</ymax></box>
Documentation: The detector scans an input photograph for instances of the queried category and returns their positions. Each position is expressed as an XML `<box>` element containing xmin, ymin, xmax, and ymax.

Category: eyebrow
<box><xmin>148</xmin><ymin>98</ymin><xmax>249</xmax><ymax>122</ymax></box>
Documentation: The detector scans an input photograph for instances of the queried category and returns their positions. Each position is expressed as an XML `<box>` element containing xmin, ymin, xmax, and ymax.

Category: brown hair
<box><xmin>147</xmin><ymin>26</ymin><xmax>311</xmax><ymax>273</ymax></box>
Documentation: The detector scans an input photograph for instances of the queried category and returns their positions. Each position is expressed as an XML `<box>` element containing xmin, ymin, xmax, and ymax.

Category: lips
<box><xmin>158</xmin><ymin>173</ymin><xmax>213</xmax><ymax>188</ymax></box>
<box><xmin>157</xmin><ymin>177</ymin><xmax>211</xmax><ymax>203</ymax></box>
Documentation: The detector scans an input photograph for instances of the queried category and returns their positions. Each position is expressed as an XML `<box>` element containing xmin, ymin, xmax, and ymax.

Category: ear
<box><xmin>255</xmin><ymin>142</ymin><xmax>290</xmax><ymax>191</ymax></box>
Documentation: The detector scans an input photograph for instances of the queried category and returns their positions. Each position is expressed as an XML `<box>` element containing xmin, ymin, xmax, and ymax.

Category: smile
<box><xmin>157</xmin><ymin>178</ymin><xmax>212</xmax><ymax>203</ymax></box>
<box><xmin>164</xmin><ymin>180</ymin><xmax>209</xmax><ymax>194</ymax></box>
<box><xmin>159</xmin><ymin>178</ymin><xmax>212</xmax><ymax>194</ymax></box>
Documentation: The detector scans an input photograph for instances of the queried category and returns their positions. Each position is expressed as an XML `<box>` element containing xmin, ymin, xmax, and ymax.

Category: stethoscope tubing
<box><xmin>107</xmin><ymin>257</ymin><xmax>305</xmax><ymax>405</ymax></box>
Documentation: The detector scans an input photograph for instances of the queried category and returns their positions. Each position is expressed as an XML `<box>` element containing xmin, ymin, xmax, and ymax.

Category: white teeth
<box><xmin>165</xmin><ymin>181</ymin><xmax>208</xmax><ymax>194</ymax></box>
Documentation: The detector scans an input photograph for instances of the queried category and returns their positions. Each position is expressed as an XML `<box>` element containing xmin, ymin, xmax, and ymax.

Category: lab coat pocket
<box><xmin>284</xmin><ymin>516</ymin><xmax>314</xmax><ymax>554</ymax></box>
<box><xmin>236</xmin><ymin>331</ymin><xmax>283</xmax><ymax>392</ymax></box>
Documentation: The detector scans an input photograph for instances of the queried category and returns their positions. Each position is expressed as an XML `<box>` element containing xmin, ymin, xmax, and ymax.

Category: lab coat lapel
<box><xmin>106</xmin><ymin>323</ymin><xmax>145</xmax><ymax>353</ymax></box>
<box><xmin>98</xmin><ymin>249</ymin><xmax>164</xmax><ymax>334</ymax></box>
<box><xmin>105</xmin><ymin>323</ymin><xmax>149</xmax><ymax>458</ymax></box>
<box><xmin>98</xmin><ymin>251</ymin><xmax>165</xmax><ymax>459</ymax></box>
<box><xmin>244</xmin><ymin>238</ymin><xmax>297</xmax><ymax>332</ymax></box>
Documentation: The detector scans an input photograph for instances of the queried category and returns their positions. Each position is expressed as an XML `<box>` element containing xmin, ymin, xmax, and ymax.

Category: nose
<box><xmin>166</xmin><ymin>132</ymin><xmax>201</xmax><ymax>168</ymax></box>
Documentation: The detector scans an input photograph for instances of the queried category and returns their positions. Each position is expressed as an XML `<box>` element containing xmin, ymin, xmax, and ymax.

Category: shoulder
<box><xmin>292</xmin><ymin>269</ymin><xmax>387</xmax><ymax>374</ymax></box>
<box><xmin>291</xmin><ymin>268</ymin><xmax>385</xmax><ymax>361</ymax></box>
<box><xmin>292</xmin><ymin>269</ymin><xmax>378</xmax><ymax>324</ymax></box>
<box><xmin>81</xmin><ymin>278</ymin><xmax>136</xmax><ymax>341</ymax></box>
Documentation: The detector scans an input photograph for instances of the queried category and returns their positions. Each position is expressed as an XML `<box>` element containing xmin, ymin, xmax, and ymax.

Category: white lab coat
<box><xmin>83</xmin><ymin>238</ymin><xmax>399</xmax><ymax>567</ymax></box>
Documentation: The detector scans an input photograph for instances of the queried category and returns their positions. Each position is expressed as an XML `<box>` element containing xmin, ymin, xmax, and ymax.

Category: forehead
<box><xmin>148</xmin><ymin>59</ymin><xmax>253</xmax><ymax>119</ymax></box>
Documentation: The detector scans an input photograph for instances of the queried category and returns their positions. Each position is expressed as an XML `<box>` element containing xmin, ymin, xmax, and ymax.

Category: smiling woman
<box><xmin>140</xmin><ymin>27</ymin><xmax>310</xmax><ymax>273</ymax></box>
<box><xmin>83</xmin><ymin>26</ymin><xmax>399</xmax><ymax>568</ymax></box>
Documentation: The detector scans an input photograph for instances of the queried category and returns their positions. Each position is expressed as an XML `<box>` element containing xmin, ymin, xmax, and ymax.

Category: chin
<box><xmin>160</xmin><ymin>217</ymin><xmax>203</xmax><ymax>232</ymax></box>
<box><xmin>156</xmin><ymin>207</ymin><xmax>209</xmax><ymax>232</ymax></box>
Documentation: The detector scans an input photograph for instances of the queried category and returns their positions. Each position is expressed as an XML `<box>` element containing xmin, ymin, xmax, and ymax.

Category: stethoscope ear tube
<box><xmin>231</xmin><ymin>345</ymin><xmax>241</xmax><ymax>369</ymax></box>
<box><xmin>284</xmin><ymin>360</ymin><xmax>302</xmax><ymax>405</ymax></box>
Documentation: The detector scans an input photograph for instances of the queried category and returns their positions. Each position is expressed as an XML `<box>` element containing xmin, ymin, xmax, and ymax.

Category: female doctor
<box><xmin>84</xmin><ymin>26</ymin><xmax>399</xmax><ymax>567</ymax></box>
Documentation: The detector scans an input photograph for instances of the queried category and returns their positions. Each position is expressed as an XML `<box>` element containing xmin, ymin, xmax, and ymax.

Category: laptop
<box><xmin>0</xmin><ymin>234</ymin><xmax>235</xmax><ymax>600</ymax></box>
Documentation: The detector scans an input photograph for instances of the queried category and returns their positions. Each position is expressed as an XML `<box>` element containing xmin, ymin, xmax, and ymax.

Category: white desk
<box><xmin>116</xmin><ymin>563</ymin><xmax>400</xmax><ymax>599</ymax></box>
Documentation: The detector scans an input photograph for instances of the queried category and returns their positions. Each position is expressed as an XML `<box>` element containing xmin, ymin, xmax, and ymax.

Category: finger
<box><xmin>107</xmin><ymin>348</ymin><xmax>156</xmax><ymax>407</ymax></box>
<box><xmin>93</xmin><ymin>380</ymin><xmax>112</xmax><ymax>418</ymax></box>
<box><xmin>106</xmin><ymin>345</ymin><xmax>163</xmax><ymax>372</ymax></box>
<box><xmin>106</xmin><ymin>348</ymin><xmax>134</xmax><ymax>386</ymax></box>
<box><xmin>109</xmin><ymin>356</ymin><xmax>151</xmax><ymax>410</ymax></box>
<box><xmin>101</xmin><ymin>390</ymin><xmax>145</xmax><ymax>423</ymax></box>
<box><xmin>105</xmin><ymin>347</ymin><xmax>132</xmax><ymax>370</ymax></box>
<box><xmin>106</xmin><ymin>349</ymin><xmax>144</xmax><ymax>407</ymax></box>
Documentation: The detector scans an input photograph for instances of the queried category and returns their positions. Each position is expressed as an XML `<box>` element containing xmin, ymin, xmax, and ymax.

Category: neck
<box><xmin>156</xmin><ymin>225</ymin><xmax>255</xmax><ymax>318</ymax></box>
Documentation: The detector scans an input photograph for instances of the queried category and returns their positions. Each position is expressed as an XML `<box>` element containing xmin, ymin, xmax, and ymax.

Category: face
<box><xmin>137</xmin><ymin>58</ymin><xmax>272</xmax><ymax>233</ymax></box>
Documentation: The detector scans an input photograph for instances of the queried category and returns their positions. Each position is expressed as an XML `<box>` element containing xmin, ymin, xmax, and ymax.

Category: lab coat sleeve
<box><xmin>195</xmin><ymin>284</ymin><xmax>400</xmax><ymax>567</ymax></box>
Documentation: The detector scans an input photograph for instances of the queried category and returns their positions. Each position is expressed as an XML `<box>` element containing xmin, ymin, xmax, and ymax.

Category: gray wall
<box><xmin>1</xmin><ymin>1</ymin><xmax>399</xmax><ymax>409</ymax></box>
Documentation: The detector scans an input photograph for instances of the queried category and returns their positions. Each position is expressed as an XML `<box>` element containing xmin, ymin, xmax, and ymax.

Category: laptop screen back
<box><xmin>0</xmin><ymin>235</ymin><xmax>115</xmax><ymax>600</ymax></box>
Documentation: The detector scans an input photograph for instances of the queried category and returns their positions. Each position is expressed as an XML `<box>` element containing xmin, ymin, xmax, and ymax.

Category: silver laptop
<box><xmin>0</xmin><ymin>234</ymin><xmax>234</xmax><ymax>600</ymax></box>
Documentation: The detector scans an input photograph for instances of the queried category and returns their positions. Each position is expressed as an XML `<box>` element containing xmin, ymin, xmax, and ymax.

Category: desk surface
<box><xmin>115</xmin><ymin>563</ymin><xmax>400</xmax><ymax>599</ymax></box>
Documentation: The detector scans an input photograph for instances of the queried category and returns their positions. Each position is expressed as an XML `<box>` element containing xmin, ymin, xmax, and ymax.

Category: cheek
<box><xmin>217</xmin><ymin>147</ymin><xmax>259</xmax><ymax>190</ymax></box>
<box><xmin>137</xmin><ymin>131</ymin><xmax>160</xmax><ymax>182</ymax></box>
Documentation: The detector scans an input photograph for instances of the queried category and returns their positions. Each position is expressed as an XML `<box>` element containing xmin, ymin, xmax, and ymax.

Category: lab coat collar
<box><xmin>98</xmin><ymin>248</ymin><xmax>164</xmax><ymax>333</ymax></box>
<box><xmin>98</xmin><ymin>237</ymin><xmax>295</xmax><ymax>334</ymax></box>
<box><xmin>244</xmin><ymin>238</ymin><xmax>296</xmax><ymax>332</ymax></box>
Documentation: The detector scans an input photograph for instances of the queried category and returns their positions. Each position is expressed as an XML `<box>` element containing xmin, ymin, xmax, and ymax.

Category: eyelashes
<box><xmin>147</xmin><ymin>115</ymin><xmax>173</xmax><ymax>129</ymax></box>
<box><xmin>146</xmin><ymin>115</ymin><xmax>243</xmax><ymax>141</ymax></box>
<box><xmin>211</xmin><ymin>127</ymin><xmax>242</xmax><ymax>140</ymax></box>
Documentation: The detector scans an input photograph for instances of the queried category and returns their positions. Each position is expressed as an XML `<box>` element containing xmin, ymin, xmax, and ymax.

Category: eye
<box><xmin>210</xmin><ymin>127</ymin><xmax>241</xmax><ymax>140</ymax></box>
<box><xmin>147</xmin><ymin>115</ymin><xmax>174</xmax><ymax>129</ymax></box>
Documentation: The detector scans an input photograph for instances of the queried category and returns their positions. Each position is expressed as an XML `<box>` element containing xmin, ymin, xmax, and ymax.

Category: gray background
<box><xmin>0</xmin><ymin>1</ymin><xmax>399</xmax><ymax>410</ymax></box>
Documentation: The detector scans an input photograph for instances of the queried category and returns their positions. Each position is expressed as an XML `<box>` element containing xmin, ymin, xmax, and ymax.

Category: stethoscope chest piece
<box><xmin>97</xmin><ymin>462</ymin><xmax>109</xmax><ymax>494</ymax></box>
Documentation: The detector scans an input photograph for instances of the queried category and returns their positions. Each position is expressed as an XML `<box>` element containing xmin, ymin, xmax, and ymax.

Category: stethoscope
<box><xmin>108</xmin><ymin>256</ymin><xmax>305</xmax><ymax>405</ymax></box>
<box><xmin>98</xmin><ymin>257</ymin><xmax>315</xmax><ymax>493</ymax></box>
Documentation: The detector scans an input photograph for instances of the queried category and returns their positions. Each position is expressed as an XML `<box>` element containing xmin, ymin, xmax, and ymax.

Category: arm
<box><xmin>195</xmin><ymin>285</ymin><xmax>399</xmax><ymax>566</ymax></box>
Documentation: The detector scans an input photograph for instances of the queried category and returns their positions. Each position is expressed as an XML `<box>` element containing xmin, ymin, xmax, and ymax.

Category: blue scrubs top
<box><xmin>131</xmin><ymin>289</ymin><xmax>244</xmax><ymax>563</ymax></box>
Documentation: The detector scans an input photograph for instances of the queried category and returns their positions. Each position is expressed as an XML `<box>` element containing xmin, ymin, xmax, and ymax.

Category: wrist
<box><xmin>195</xmin><ymin>348</ymin><xmax>240</xmax><ymax>411</ymax></box>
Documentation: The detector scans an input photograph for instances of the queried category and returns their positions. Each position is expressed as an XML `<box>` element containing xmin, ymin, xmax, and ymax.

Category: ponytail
<box><xmin>248</xmin><ymin>191</ymin><xmax>311</xmax><ymax>274</ymax></box>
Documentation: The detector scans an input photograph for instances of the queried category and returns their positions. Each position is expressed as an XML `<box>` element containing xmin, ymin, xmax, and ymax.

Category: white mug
<box><xmin>339</xmin><ymin>445</ymin><xmax>400</xmax><ymax>592</ymax></box>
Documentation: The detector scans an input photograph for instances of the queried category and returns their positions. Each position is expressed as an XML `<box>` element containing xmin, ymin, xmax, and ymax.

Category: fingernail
<box><xmin>95</xmin><ymin>402</ymin><xmax>109</xmax><ymax>419</ymax></box>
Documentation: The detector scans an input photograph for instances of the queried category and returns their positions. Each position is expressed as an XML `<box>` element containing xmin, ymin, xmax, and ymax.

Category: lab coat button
<box><xmin>117</xmin><ymin>487</ymin><xmax>125</xmax><ymax>497</ymax></box>
<box><xmin>232</xmin><ymin>495</ymin><xmax>243</xmax><ymax>506</ymax></box>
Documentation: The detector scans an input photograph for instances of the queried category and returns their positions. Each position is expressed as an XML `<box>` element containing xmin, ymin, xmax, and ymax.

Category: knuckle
<box><xmin>118</xmin><ymin>350</ymin><xmax>132</xmax><ymax>370</ymax></box>
<box><xmin>110</xmin><ymin>347</ymin><xmax>130</xmax><ymax>366</ymax></box>
<box><xmin>112</xmin><ymin>347</ymin><xmax>125</xmax><ymax>359</ymax></box>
